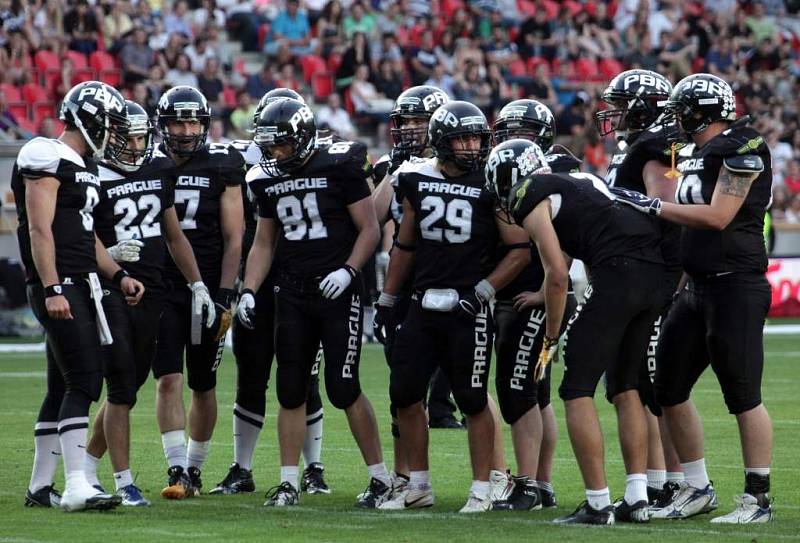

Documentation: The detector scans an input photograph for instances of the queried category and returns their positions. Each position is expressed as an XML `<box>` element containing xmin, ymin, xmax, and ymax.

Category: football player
<box><xmin>486</xmin><ymin>139</ymin><xmax>665</xmax><ymax>525</ymax></box>
<box><xmin>615</xmin><ymin>74</ymin><xmax>774</xmax><ymax>524</ymax></box>
<box><xmin>213</xmin><ymin>87</ymin><xmax>329</xmax><ymax>496</ymax></box>
<box><xmin>15</xmin><ymin>81</ymin><xmax>144</xmax><ymax>511</ymax></box>
<box><xmin>240</xmin><ymin>98</ymin><xmax>387</xmax><ymax>508</ymax></box>
<box><xmin>376</xmin><ymin>102</ymin><xmax>530</xmax><ymax>513</ymax></box>
<box><xmin>152</xmin><ymin>86</ymin><xmax>244</xmax><ymax>499</ymax></box>
<box><xmin>490</xmin><ymin>99</ymin><xmax>579</xmax><ymax>510</ymax></box>
<box><xmin>85</xmin><ymin>101</ymin><xmax>210</xmax><ymax>506</ymax></box>
<box><xmin>595</xmin><ymin>69</ymin><xmax>685</xmax><ymax>518</ymax></box>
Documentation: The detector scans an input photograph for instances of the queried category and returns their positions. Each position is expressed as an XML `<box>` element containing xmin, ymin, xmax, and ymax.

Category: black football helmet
<box><xmin>663</xmin><ymin>73</ymin><xmax>737</xmax><ymax>135</ymax></box>
<box><xmin>59</xmin><ymin>81</ymin><xmax>127</xmax><ymax>160</ymax></box>
<box><xmin>484</xmin><ymin>138</ymin><xmax>548</xmax><ymax>216</ymax></box>
<box><xmin>253</xmin><ymin>97</ymin><xmax>316</xmax><ymax>176</ymax></box>
<box><xmin>494</xmin><ymin>99</ymin><xmax>556</xmax><ymax>151</ymax></box>
<box><xmin>157</xmin><ymin>86</ymin><xmax>211</xmax><ymax>157</ymax></box>
<box><xmin>390</xmin><ymin>85</ymin><xmax>449</xmax><ymax>157</ymax></box>
<box><xmin>429</xmin><ymin>101</ymin><xmax>492</xmax><ymax>172</ymax></box>
<box><xmin>107</xmin><ymin>101</ymin><xmax>154</xmax><ymax>172</ymax></box>
<box><xmin>595</xmin><ymin>69</ymin><xmax>672</xmax><ymax>141</ymax></box>
<box><xmin>253</xmin><ymin>88</ymin><xmax>306</xmax><ymax>128</ymax></box>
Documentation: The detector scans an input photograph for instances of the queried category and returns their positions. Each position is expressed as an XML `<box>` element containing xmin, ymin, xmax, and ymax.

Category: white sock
<box><xmin>161</xmin><ymin>430</ymin><xmax>187</xmax><ymax>469</ymax></box>
<box><xmin>667</xmin><ymin>471</ymin><xmax>684</xmax><ymax>483</ymax></box>
<box><xmin>114</xmin><ymin>469</ymin><xmax>133</xmax><ymax>491</ymax></box>
<box><xmin>29</xmin><ymin>422</ymin><xmax>61</xmax><ymax>493</ymax></box>
<box><xmin>58</xmin><ymin>417</ymin><xmax>90</xmax><ymax>490</ymax></box>
<box><xmin>535</xmin><ymin>480</ymin><xmax>553</xmax><ymax>493</ymax></box>
<box><xmin>681</xmin><ymin>458</ymin><xmax>710</xmax><ymax>489</ymax></box>
<box><xmin>280</xmin><ymin>465</ymin><xmax>299</xmax><ymax>489</ymax></box>
<box><xmin>303</xmin><ymin>408</ymin><xmax>324</xmax><ymax>466</ymax></box>
<box><xmin>470</xmin><ymin>479</ymin><xmax>491</xmax><ymax>500</ymax></box>
<box><xmin>647</xmin><ymin>469</ymin><xmax>666</xmax><ymax>489</ymax></box>
<box><xmin>409</xmin><ymin>470</ymin><xmax>430</xmax><ymax>489</ymax></box>
<box><xmin>624</xmin><ymin>473</ymin><xmax>648</xmax><ymax>504</ymax></box>
<box><xmin>187</xmin><ymin>439</ymin><xmax>211</xmax><ymax>470</ymax></box>
<box><xmin>586</xmin><ymin>487</ymin><xmax>611</xmax><ymax>510</ymax></box>
<box><xmin>233</xmin><ymin>404</ymin><xmax>263</xmax><ymax>471</ymax></box>
<box><xmin>83</xmin><ymin>453</ymin><xmax>101</xmax><ymax>488</ymax></box>
<box><xmin>367</xmin><ymin>462</ymin><xmax>391</xmax><ymax>487</ymax></box>
<box><xmin>745</xmin><ymin>467</ymin><xmax>770</xmax><ymax>476</ymax></box>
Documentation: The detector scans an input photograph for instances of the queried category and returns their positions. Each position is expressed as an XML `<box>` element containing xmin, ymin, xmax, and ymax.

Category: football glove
<box><xmin>610</xmin><ymin>187</ymin><xmax>662</xmax><ymax>216</ymax></box>
<box><xmin>189</xmin><ymin>282</ymin><xmax>216</xmax><ymax>345</ymax></box>
<box><xmin>237</xmin><ymin>289</ymin><xmax>256</xmax><ymax>329</ymax></box>
<box><xmin>106</xmin><ymin>239</ymin><xmax>144</xmax><ymax>263</ymax></box>
<box><xmin>320</xmin><ymin>265</ymin><xmax>357</xmax><ymax>299</ymax></box>
<box><xmin>373</xmin><ymin>292</ymin><xmax>397</xmax><ymax>345</ymax></box>
<box><xmin>457</xmin><ymin>279</ymin><xmax>495</xmax><ymax>320</ymax></box>
<box><xmin>534</xmin><ymin>335</ymin><xmax>559</xmax><ymax>383</ymax></box>
<box><xmin>210</xmin><ymin>288</ymin><xmax>236</xmax><ymax>341</ymax></box>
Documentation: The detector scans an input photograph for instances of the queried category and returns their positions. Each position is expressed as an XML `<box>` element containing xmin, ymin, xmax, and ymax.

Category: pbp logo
<box><xmin>621</xmin><ymin>72</ymin><xmax>671</xmax><ymax>94</ymax></box>
<box><xmin>432</xmin><ymin>107</ymin><xmax>459</xmax><ymax>128</ymax></box>
<box><xmin>78</xmin><ymin>84</ymin><xmax>124</xmax><ymax>113</ymax></box>
<box><xmin>422</xmin><ymin>91</ymin><xmax>449</xmax><ymax>112</ymax></box>
<box><xmin>289</xmin><ymin>106</ymin><xmax>314</xmax><ymax>132</ymax></box>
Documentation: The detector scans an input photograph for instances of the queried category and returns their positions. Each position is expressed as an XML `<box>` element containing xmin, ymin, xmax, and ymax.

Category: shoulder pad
<box><xmin>98</xmin><ymin>164</ymin><xmax>124</xmax><ymax>182</ymax></box>
<box><xmin>375</xmin><ymin>153</ymin><xmax>390</xmax><ymax>166</ymax></box>
<box><xmin>678</xmin><ymin>143</ymin><xmax>696</xmax><ymax>157</ymax></box>
<box><xmin>723</xmin><ymin>155</ymin><xmax>764</xmax><ymax>174</ymax></box>
<box><xmin>152</xmin><ymin>147</ymin><xmax>169</xmax><ymax>159</ymax></box>
<box><xmin>230</xmin><ymin>139</ymin><xmax>251</xmax><ymax>151</ymax></box>
<box><xmin>17</xmin><ymin>138</ymin><xmax>72</xmax><ymax>173</ymax></box>
<box><xmin>395</xmin><ymin>157</ymin><xmax>439</xmax><ymax>176</ymax></box>
<box><xmin>544</xmin><ymin>153</ymin><xmax>581</xmax><ymax>173</ymax></box>
<box><xmin>245</xmin><ymin>164</ymin><xmax>272</xmax><ymax>184</ymax></box>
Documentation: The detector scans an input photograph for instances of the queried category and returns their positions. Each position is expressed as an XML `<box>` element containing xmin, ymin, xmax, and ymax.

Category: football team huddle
<box><xmin>14</xmin><ymin>68</ymin><xmax>774</xmax><ymax>525</ymax></box>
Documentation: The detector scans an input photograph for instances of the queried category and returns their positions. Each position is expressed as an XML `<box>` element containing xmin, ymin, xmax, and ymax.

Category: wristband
<box><xmin>377</xmin><ymin>292</ymin><xmax>397</xmax><ymax>308</ymax></box>
<box><xmin>543</xmin><ymin>335</ymin><xmax>559</xmax><ymax>349</ymax></box>
<box><xmin>241</xmin><ymin>288</ymin><xmax>255</xmax><ymax>298</ymax></box>
<box><xmin>112</xmin><ymin>269</ymin><xmax>129</xmax><ymax>287</ymax></box>
<box><xmin>393</xmin><ymin>239</ymin><xmax>417</xmax><ymax>252</ymax></box>
<box><xmin>44</xmin><ymin>284</ymin><xmax>64</xmax><ymax>298</ymax></box>
<box><xmin>343</xmin><ymin>264</ymin><xmax>358</xmax><ymax>278</ymax></box>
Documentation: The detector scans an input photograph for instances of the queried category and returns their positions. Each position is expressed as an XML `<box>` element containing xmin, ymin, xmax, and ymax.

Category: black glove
<box><xmin>388</xmin><ymin>148</ymin><xmax>410</xmax><ymax>174</ymax></box>
<box><xmin>373</xmin><ymin>293</ymin><xmax>397</xmax><ymax>345</ymax></box>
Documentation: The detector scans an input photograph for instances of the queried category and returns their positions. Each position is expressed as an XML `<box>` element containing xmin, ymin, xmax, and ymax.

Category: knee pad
<box><xmin>187</xmin><ymin>370</ymin><xmax>216</xmax><ymax>393</ymax></box>
<box><xmin>452</xmin><ymin>388</ymin><xmax>488</xmax><ymax>417</ymax></box>
<box><xmin>106</xmin><ymin>378</ymin><xmax>136</xmax><ymax>407</ymax></box>
<box><xmin>390</xmin><ymin>378</ymin><xmax>426</xmax><ymax>410</ymax></box>
<box><xmin>306</xmin><ymin>374</ymin><xmax>322</xmax><ymax>414</ymax></box>
<box><xmin>724</xmin><ymin>394</ymin><xmax>761</xmax><ymax>416</ymax></box>
<box><xmin>391</xmin><ymin>420</ymin><xmax>400</xmax><ymax>438</ymax></box>
<box><xmin>38</xmin><ymin>392</ymin><xmax>64</xmax><ymax>422</ymax></box>
<box><xmin>235</xmin><ymin>386</ymin><xmax>267</xmax><ymax>417</ymax></box>
<box><xmin>654</xmin><ymin>382</ymin><xmax>689</xmax><ymax>410</ymax></box>
<box><xmin>389</xmin><ymin>401</ymin><xmax>397</xmax><ymax>419</ymax></box>
<box><xmin>558</xmin><ymin>383</ymin><xmax>595</xmax><ymax>402</ymax></box>
<box><xmin>327</xmin><ymin>383</ymin><xmax>360</xmax><ymax>410</ymax></box>
<box><xmin>59</xmin><ymin>389</ymin><xmax>94</xmax><ymax>420</ymax></box>
<box><xmin>497</xmin><ymin>387</ymin><xmax>537</xmax><ymax>425</ymax></box>
<box><xmin>276</xmin><ymin>364</ymin><xmax>308</xmax><ymax>410</ymax></box>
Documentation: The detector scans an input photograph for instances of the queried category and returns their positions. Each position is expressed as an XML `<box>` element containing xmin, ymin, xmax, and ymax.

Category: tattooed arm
<box><xmin>658</xmin><ymin>166</ymin><xmax>758</xmax><ymax>231</ymax></box>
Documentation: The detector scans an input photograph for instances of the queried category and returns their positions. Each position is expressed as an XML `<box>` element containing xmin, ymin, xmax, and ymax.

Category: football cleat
<box><xmin>301</xmin><ymin>463</ymin><xmax>331</xmax><ymax>495</ymax></box>
<box><xmin>553</xmin><ymin>501</ymin><xmax>615</xmax><ymax>525</ymax></box>
<box><xmin>92</xmin><ymin>484</ymin><xmax>105</xmax><ymax>493</ymax></box>
<box><xmin>161</xmin><ymin>466</ymin><xmax>194</xmax><ymax>500</ymax></box>
<box><xmin>459</xmin><ymin>492</ymin><xmax>492</xmax><ymax>513</ymax></box>
<box><xmin>117</xmin><ymin>484</ymin><xmax>151</xmax><ymax>507</ymax></box>
<box><xmin>263</xmin><ymin>481</ymin><xmax>299</xmax><ymax>507</ymax></box>
<box><xmin>428</xmin><ymin>416</ymin><xmax>464</xmax><ymax>429</ymax></box>
<box><xmin>24</xmin><ymin>485</ymin><xmax>61</xmax><ymax>508</ymax></box>
<box><xmin>710</xmin><ymin>494</ymin><xmax>773</xmax><ymax>524</ymax></box>
<box><xmin>493</xmin><ymin>476</ymin><xmax>542</xmax><ymax>511</ymax></box>
<box><xmin>379</xmin><ymin>485</ymin><xmax>434</xmax><ymax>510</ymax></box>
<box><xmin>650</xmin><ymin>481</ymin><xmax>716</xmax><ymax>519</ymax></box>
<box><xmin>538</xmin><ymin>484</ymin><xmax>557</xmax><ymax>508</ymax></box>
<box><xmin>649</xmin><ymin>481</ymin><xmax>680</xmax><ymax>513</ymax></box>
<box><xmin>489</xmin><ymin>470</ymin><xmax>512</xmax><ymax>501</ymax></box>
<box><xmin>209</xmin><ymin>463</ymin><xmax>255</xmax><ymax>495</ymax></box>
<box><xmin>355</xmin><ymin>477</ymin><xmax>392</xmax><ymax>508</ymax></box>
<box><xmin>614</xmin><ymin>499</ymin><xmax>650</xmax><ymax>523</ymax></box>
<box><xmin>187</xmin><ymin>467</ymin><xmax>203</xmax><ymax>496</ymax></box>
<box><xmin>61</xmin><ymin>483</ymin><xmax>122</xmax><ymax>512</ymax></box>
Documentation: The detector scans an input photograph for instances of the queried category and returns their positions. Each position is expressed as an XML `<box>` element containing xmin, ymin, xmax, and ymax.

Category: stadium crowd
<box><xmin>2</xmin><ymin>0</ymin><xmax>800</xmax><ymax>220</ymax></box>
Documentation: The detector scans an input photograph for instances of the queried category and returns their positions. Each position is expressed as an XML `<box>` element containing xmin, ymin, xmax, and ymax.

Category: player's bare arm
<box><xmin>242</xmin><ymin>217</ymin><xmax>277</xmax><ymax>293</ymax></box>
<box><xmin>162</xmin><ymin>206</ymin><xmax>202</xmax><ymax>283</ymax></box>
<box><xmin>372</xmin><ymin>174</ymin><xmax>395</xmax><ymax>226</ymax></box>
<box><xmin>643</xmin><ymin>160</ymin><xmax>678</xmax><ymax>203</ymax></box>
<box><xmin>345</xmin><ymin>195</ymin><xmax>381</xmax><ymax>271</ymax></box>
<box><xmin>486</xmin><ymin>216</ymin><xmax>531</xmax><ymax>292</ymax></box>
<box><xmin>382</xmin><ymin>198</ymin><xmax>417</xmax><ymax>296</ymax></box>
<box><xmin>219</xmin><ymin>183</ymin><xmax>244</xmax><ymax>290</ymax></box>
<box><xmin>94</xmin><ymin>235</ymin><xmax>145</xmax><ymax>305</ymax></box>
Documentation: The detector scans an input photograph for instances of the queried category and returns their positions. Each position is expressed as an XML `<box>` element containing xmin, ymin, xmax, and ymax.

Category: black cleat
<box><xmin>429</xmin><ymin>416</ymin><xmax>464</xmax><ymax>429</ymax></box>
<box><xmin>301</xmin><ymin>463</ymin><xmax>331</xmax><ymax>495</ymax></box>
<box><xmin>209</xmin><ymin>463</ymin><xmax>255</xmax><ymax>495</ymax></box>
<box><xmin>649</xmin><ymin>481</ymin><xmax>680</xmax><ymax>513</ymax></box>
<box><xmin>355</xmin><ymin>477</ymin><xmax>391</xmax><ymax>508</ymax></box>
<box><xmin>161</xmin><ymin>466</ymin><xmax>194</xmax><ymax>500</ymax></box>
<box><xmin>263</xmin><ymin>481</ymin><xmax>299</xmax><ymax>507</ymax></box>
<box><xmin>24</xmin><ymin>485</ymin><xmax>61</xmax><ymax>508</ymax></box>
<box><xmin>553</xmin><ymin>501</ymin><xmax>615</xmax><ymax>525</ymax></box>
<box><xmin>493</xmin><ymin>476</ymin><xmax>542</xmax><ymax>511</ymax></box>
<box><xmin>539</xmin><ymin>485</ymin><xmax>557</xmax><ymax>508</ymax></box>
<box><xmin>187</xmin><ymin>467</ymin><xmax>202</xmax><ymax>496</ymax></box>
<box><xmin>615</xmin><ymin>499</ymin><xmax>650</xmax><ymax>523</ymax></box>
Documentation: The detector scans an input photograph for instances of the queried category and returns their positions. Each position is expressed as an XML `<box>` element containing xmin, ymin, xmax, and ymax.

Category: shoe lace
<box><xmin>264</xmin><ymin>482</ymin><xmax>295</xmax><ymax>502</ymax></box>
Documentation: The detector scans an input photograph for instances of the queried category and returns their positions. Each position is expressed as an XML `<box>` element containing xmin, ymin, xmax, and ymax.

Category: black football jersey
<box><xmin>674</xmin><ymin>124</ymin><xmax>771</xmax><ymax>276</ymax></box>
<box><xmin>12</xmin><ymin>138</ymin><xmax>100</xmax><ymax>282</ymax></box>
<box><xmin>605</xmin><ymin>124</ymin><xmax>681</xmax><ymax>269</ymax></box>
<box><xmin>544</xmin><ymin>152</ymin><xmax>581</xmax><ymax>174</ymax></box>
<box><xmin>247</xmin><ymin>140</ymin><xmax>372</xmax><ymax>278</ymax></box>
<box><xmin>510</xmin><ymin>172</ymin><xmax>663</xmax><ymax>267</ymax></box>
<box><xmin>232</xmin><ymin>139</ymin><xmax>262</xmax><ymax>274</ymax></box>
<box><xmin>94</xmin><ymin>151</ymin><xmax>177</xmax><ymax>292</ymax></box>
<box><xmin>160</xmin><ymin>142</ymin><xmax>246</xmax><ymax>286</ymax></box>
<box><xmin>398</xmin><ymin>158</ymin><xmax>498</xmax><ymax>291</ymax></box>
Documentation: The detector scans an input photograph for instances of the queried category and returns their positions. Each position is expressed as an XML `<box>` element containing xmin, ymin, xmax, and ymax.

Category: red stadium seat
<box><xmin>311</xmin><ymin>72</ymin><xmax>334</xmax><ymax>102</ymax></box>
<box><xmin>222</xmin><ymin>86</ymin><xmax>238</xmax><ymax>108</ymax></box>
<box><xmin>574</xmin><ymin>58</ymin><xmax>600</xmax><ymax>81</ymax></box>
<box><xmin>233</xmin><ymin>57</ymin><xmax>247</xmax><ymax>75</ymax></box>
<box><xmin>34</xmin><ymin>50</ymin><xmax>59</xmax><ymax>73</ymax></box>
<box><xmin>301</xmin><ymin>55</ymin><xmax>327</xmax><ymax>84</ymax></box>
<box><xmin>8</xmin><ymin>102</ymin><xmax>28</xmax><ymax>121</ymax></box>
<box><xmin>527</xmin><ymin>56</ymin><xmax>550</xmax><ymax>76</ymax></box>
<box><xmin>74</xmin><ymin>67</ymin><xmax>96</xmax><ymax>83</ymax></box>
<box><xmin>258</xmin><ymin>23</ymin><xmax>271</xmax><ymax>51</ymax></box>
<box><xmin>16</xmin><ymin>117</ymin><xmax>37</xmax><ymax>134</ymax></box>
<box><xmin>89</xmin><ymin>50</ymin><xmax>116</xmax><ymax>72</ymax></box>
<box><xmin>327</xmin><ymin>54</ymin><xmax>342</xmax><ymax>75</ymax></box>
<box><xmin>32</xmin><ymin>101</ymin><xmax>56</xmax><ymax>124</ymax></box>
<box><xmin>599</xmin><ymin>58</ymin><xmax>623</xmax><ymax>81</ymax></box>
<box><xmin>0</xmin><ymin>84</ymin><xmax>22</xmax><ymax>102</ymax></box>
<box><xmin>21</xmin><ymin>83</ymin><xmax>49</xmax><ymax>104</ymax></box>
<box><xmin>65</xmin><ymin>51</ymin><xmax>89</xmax><ymax>69</ymax></box>
<box><xmin>343</xmin><ymin>87</ymin><xmax>355</xmax><ymax>115</ymax></box>
<box><xmin>509</xmin><ymin>58</ymin><xmax>528</xmax><ymax>77</ymax></box>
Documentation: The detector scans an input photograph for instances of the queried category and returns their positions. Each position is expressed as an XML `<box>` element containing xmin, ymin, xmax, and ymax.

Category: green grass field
<box><xmin>0</xmin><ymin>336</ymin><xmax>798</xmax><ymax>542</ymax></box>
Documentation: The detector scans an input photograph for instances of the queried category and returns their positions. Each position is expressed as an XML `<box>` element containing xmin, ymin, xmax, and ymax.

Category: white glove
<box><xmin>237</xmin><ymin>289</ymin><xmax>256</xmax><ymax>329</ymax></box>
<box><xmin>106</xmin><ymin>239</ymin><xmax>144</xmax><ymax>262</ymax></box>
<box><xmin>319</xmin><ymin>266</ymin><xmax>357</xmax><ymax>299</ymax></box>
<box><xmin>189</xmin><ymin>281</ymin><xmax>216</xmax><ymax>344</ymax></box>
<box><xmin>375</xmin><ymin>251</ymin><xmax>390</xmax><ymax>270</ymax></box>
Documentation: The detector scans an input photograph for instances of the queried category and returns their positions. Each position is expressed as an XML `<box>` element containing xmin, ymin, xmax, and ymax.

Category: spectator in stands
<box><xmin>707</xmin><ymin>36</ymin><xmax>736</xmax><ymax>77</ymax></box>
<box><xmin>38</xmin><ymin>117</ymin><xmax>58</xmax><ymax>139</ymax></box>
<box><xmin>186</xmin><ymin>34</ymin><xmax>217</xmax><ymax>73</ymax></box>
<box><xmin>32</xmin><ymin>0</ymin><xmax>65</xmax><ymax>48</ymax></box>
<box><xmin>747</xmin><ymin>1</ymin><xmax>779</xmax><ymax>42</ymax></box>
<box><xmin>625</xmin><ymin>32</ymin><xmax>659</xmax><ymax>72</ymax></box>
<box><xmin>3</xmin><ymin>29</ymin><xmax>34</xmax><ymax>85</ymax></box>
<box><xmin>657</xmin><ymin>22</ymin><xmax>698</xmax><ymax>80</ymax></box>
<box><xmin>375</xmin><ymin>1</ymin><xmax>402</xmax><ymax>36</ymax></box>
<box><xmin>0</xmin><ymin>90</ymin><xmax>31</xmax><ymax>141</ymax></box>
<box><xmin>517</xmin><ymin>7</ymin><xmax>555</xmax><ymax>61</ymax></box>
<box><xmin>165</xmin><ymin>52</ymin><xmax>199</xmax><ymax>88</ymax></box>
<box><xmin>343</xmin><ymin>1</ymin><xmax>376</xmax><ymax>40</ymax></box>
<box><xmin>198</xmin><ymin>57</ymin><xmax>225</xmax><ymax>112</ymax></box>
<box><xmin>194</xmin><ymin>0</ymin><xmax>226</xmax><ymax>30</ymax></box>
<box><xmin>263</xmin><ymin>0</ymin><xmax>314</xmax><ymax>60</ymax></box>
<box><xmin>318</xmin><ymin>0</ymin><xmax>345</xmax><ymax>59</ymax></box>
<box><xmin>207</xmin><ymin>118</ymin><xmax>231</xmax><ymax>144</ymax></box>
<box><xmin>454</xmin><ymin>35</ymin><xmax>484</xmax><ymax>75</ymax></box>
<box><xmin>424</xmin><ymin>63</ymin><xmax>456</xmax><ymax>98</ymax></box>
<box><xmin>145</xmin><ymin>64</ymin><xmax>167</xmax><ymax>102</ymax></box>
<box><xmin>784</xmin><ymin>193</ymin><xmax>800</xmax><ymax>224</ymax></box>
<box><xmin>245</xmin><ymin>62</ymin><xmax>276</xmax><ymax>100</ymax></box>
<box><xmin>132</xmin><ymin>0</ymin><xmax>157</xmax><ymax>35</ymax></box>
<box><xmin>317</xmin><ymin>92</ymin><xmax>355</xmax><ymax>140</ymax></box>
<box><xmin>527</xmin><ymin>63</ymin><xmax>556</xmax><ymax>108</ymax></box>
<box><xmin>768</xmin><ymin>129</ymin><xmax>794</xmax><ymax>186</ymax></box>
<box><xmin>64</xmin><ymin>0</ymin><xmax>99</xmax><ymax>55</ymax></box>
<box><xmin>784</xmin><ymin>160</ymin><xmax>800</xmax><ymax>195</ymax></box>
<box><xmin>556</xmin><ymin>91</ymin><xmax>591</xmax><ymax>149</ymax></box>
<box><xmin>336</xmin><ymin>31</ymin><xmax>370</xmax><ymax>88</ymax></box>
<box><xmin>487</xmin><ymin>62</ymin><xmax>515</xmax><ymax>110</ymax></box>
<box><xmin>54</xmin><ymin>57</ymin><xmax>78</xmax><ymax>103</ymax></box>
<box><xmin>747</xmin><ymin>37</ymin><xmax>781</xmax><ymax>74</ymax></box>
<box><xmin>374</xmin><ymin>58</ymin><xmax>404</xmax><ymax>101</ymax></box>
<box><xmin>409</xmin><ymin>30</ymin><xmax>438</xmax><ymax>86</ymax></box>
<box><xmin>230</xmin><ymin>89</ymin><xmax>255</xmax><ymax>139</ymax></box>
<box><xmin>132</xmin><ymin>82</ymin><xmax>157</xmax><ymax>118</ymax></box>
<box><xmin>453</xmin><ymin>61</ymin><xmax>492</xmax><ymax>112</ymax></box>
<box><xmin>104</xmin><ymin>1</ymin><xmax>133</xmax><ymax>53</ymax></box>
<box><xmin>158</xmin><ymin>32</ymin><xmax>189</xmax><ymax>70</ymax></box>
<box><xmin>164</xmin><ymin>0</ymin><xmax>194</xmax><ymax>40</ymax></box>
<box><xmin>373</xmin><ymin>32</ymin><xmax>404</xmax><ymax>74</ymax></box>
<box><xmin>434</xmin><ymin>30</ymin><xmax>457</xmax><ymax>74</ymax></box>
<box><xmin>121</xmin><ymin>27</ymin><xmax>155</xmax><ymax>87</ymax></box>
<box><xmin>349</xmin><ymin>63</ymin><xmax>393</xmax><ymax>142</ymax></box>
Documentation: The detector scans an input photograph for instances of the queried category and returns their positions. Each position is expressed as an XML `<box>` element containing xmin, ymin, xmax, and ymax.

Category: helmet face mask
<box><xmin>429</xmin><ymin>101</ymin><xmax>492</xmax><ymax>173</ymax></box>
<box><xmin>59</xmin><ymin>81</ymin><xmax>127</xmax><ymax>160</ymax></box>
<box><xmin>390</xmin><ymin>114</ymin><xmax>430</xmax><ymax>155</ymax></box>
<box><xmin>390</xmin><ymin>86</ymin><xmax>449</xmax><ymax>157</ymax></box>
<box><xmin>157</xmin><ymin>86</ymin><xmax>211</xmax><ymax>158</ymax></box>
<box><xmin>493</xmin><ymin>99</ymin><xmax>555</xmax><ymax>150</ymax></box>
<box><xmin>254</xmin><ymin>98</ymin><xmax>316</xmax><ymax>177</ymax></box>
<box><xmin>594</xmin><ymin>70</ymin><xmax>672</xmax><ymax>141</ymax></box>
<box><xmin>108</xmin><ymin>101</ymin><xmax>153</xmax><ymax>172</ymax></box>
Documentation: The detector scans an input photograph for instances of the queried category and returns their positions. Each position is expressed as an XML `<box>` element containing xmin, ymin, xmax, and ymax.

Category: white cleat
<box><xmin>379</xmin><ymin>485</ymin><xmax>434</xmax><ymax>510</ymax></box>
<box><xmin>650</xmin><ymin>481</ymin><xmax>716</xmax><ymax>519</ymax></box>
<box><xmin>459</xmin><ymin>492</ymin><xmax>492</xmax><ymax>513</ymax></box>
<box><xmin>61</xmin><ymin>483</ymin><xmax>122</xmax><ymax>512</ymax></box>
<box><xmin>710</xmin><ymin>494</ymin><xmax>773</xmax><ymax>524</ymax></box>
<box><xmin>489</xmin><ymin>470</ymin><xmax>512</xmax><ymax>501</ymax></box>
